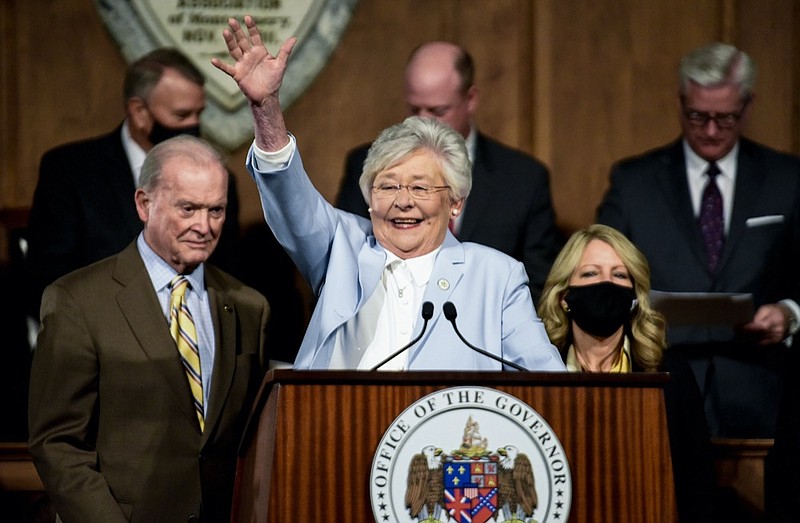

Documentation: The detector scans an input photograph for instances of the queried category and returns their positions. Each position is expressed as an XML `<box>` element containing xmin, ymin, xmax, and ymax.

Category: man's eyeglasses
<box><xmin>681</xmin><ymin>99</ymin><xmax>749</xmax><ymax>129</ymax></box>
<box><xmin>371</xmin><ymin>183</ymin><xmax>450</xmax><ymax>200</ymax></box>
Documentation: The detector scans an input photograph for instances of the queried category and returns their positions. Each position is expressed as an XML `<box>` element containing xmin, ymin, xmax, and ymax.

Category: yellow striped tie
<box><xmin>169</xmin><ymin>275</ymin><xmax>204</xmax><ymax>431</ymax></box>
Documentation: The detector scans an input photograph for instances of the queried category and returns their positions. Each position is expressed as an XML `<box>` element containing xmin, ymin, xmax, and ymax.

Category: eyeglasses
<box><xmin>371</xmin><ymin>183</ymin><xmax>450</xmax><ymax>200</ymax></box>
<box><xmin>681</xmin><ymin>99</ymin><xmax>748</xmax><ymax>129</ymax></box>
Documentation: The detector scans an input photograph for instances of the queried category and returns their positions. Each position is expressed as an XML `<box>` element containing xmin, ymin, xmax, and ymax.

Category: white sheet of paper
<box><xmin>648</xmin><ymin>290</ymin><xmax>754</xmax><ymax>327</ymax></box>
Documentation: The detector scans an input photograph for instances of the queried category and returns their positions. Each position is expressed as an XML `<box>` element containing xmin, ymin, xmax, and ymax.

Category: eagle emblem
<box><xmin>497</xmin><ymin>445</ymin><xmax>538</xmax><ymax>522</ymax></box>
<box><xmin>406</xmin><ymin>445</ymin><xmax>445</xmax><ymax>522</ymax></box>
<box><xmin>404</xmin><ymin>416</ymin><xmax>538</xmax><ymax>523</ymax></box>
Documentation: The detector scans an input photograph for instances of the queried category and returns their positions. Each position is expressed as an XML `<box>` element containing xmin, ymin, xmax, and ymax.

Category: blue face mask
<box><xmin>564</xmin><ymin>281</ymin><xmax>637</xmax><ymax>338</ymax></box>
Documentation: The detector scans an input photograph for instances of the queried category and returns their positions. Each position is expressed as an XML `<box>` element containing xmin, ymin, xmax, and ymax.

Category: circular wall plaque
<box><xmin>95</xmin><ymin>0</ymin><xmax>358</xmax><ymax>149</ymax></box>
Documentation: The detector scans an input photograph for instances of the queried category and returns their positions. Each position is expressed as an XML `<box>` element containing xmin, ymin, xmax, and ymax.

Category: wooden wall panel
<box><xmin>2</xmin><ymin>0</ymin><xmax>799</xmax><ymax>250</ymax></box>
<box><xmin>284</xmin><ymin>0</ymin><xmax>535</xmax><ymax>213</ymax></box>
<box><xmin>0</xmin><ymin>0</ymin><xmax>18</xmax><ymax>208</ymax></box>
<box><xmin>456</xmin><ymin>1</ymin><xmax>534</xmax><ymax>149</ymax></box>
<box><xmin>532</xmin><ymin>0</ymin><xmax>728</xmax><ymax>231</ymax></box>
<box><xmin>10</xmin><ymin>1</ymin><xmax>127</xmax><ymax>205</ymax></box>
<box><xmin>735</xmin><ymin>0</ymin><xmax>800</xmax><ymax>152</ymax></box>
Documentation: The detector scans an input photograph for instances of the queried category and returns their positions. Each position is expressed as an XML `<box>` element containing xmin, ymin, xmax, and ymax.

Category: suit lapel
<box><xmin>656</xmin><ymin>142</ymin><xmax>709</xmax><ymax>268</ymax></box>
<box><xmin>458</xmin><ymin>134</ymin><xmax>493</xmax><ymax>240</ymax></box>
<box><xmin>113</xmin><ymin>244</ymin><xmax>199</xmax><ymax>429</ymax></box>
<box><xmin>202</xmin><ymin>269</ymin><xmax>238</xmax><ymax>445</ymax></box>
<box><xmin>356</xmin><ymin>241</ymin><xmax>386</xmax><ymax>309</ymax></box>
<box><xmin>719</xmin><ymin>143</ymin><xmax>761</xmax><ymax>273</ymax></box>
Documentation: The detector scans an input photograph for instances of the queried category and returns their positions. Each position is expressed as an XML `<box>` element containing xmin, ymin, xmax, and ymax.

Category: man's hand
<box><xmin>739</xmin><ymin>303</ymin><xmax>792</xmax><ymax>345</ymax></box>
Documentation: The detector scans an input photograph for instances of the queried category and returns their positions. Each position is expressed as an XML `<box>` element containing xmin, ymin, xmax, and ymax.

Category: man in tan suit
<box><xmin>28</xmin><ymin>135</ymin><xmax>270</xmax><ymax>522</ymax></box>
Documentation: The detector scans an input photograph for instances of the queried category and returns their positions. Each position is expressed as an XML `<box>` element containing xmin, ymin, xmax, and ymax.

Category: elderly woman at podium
<box><xmin>538</xmin><ymin>224</ymin><xmax>714</xmax><ymax>521</ymax></box>
<box><xmin>212</xmin><ymin>17</ymin><xmax>564</xmax><ymax>372</ymax></box>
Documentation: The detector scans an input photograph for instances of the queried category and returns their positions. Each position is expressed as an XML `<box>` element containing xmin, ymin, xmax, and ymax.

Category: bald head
<box><xmin>404</xmin><ymin>42</ymin><xmax>477</xmax><ymax>138</ymax></box>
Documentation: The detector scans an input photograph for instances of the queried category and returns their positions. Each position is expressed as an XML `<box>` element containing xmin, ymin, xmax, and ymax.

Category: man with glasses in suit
<box><xmin>598</xmin><ymin>42</ymin><xmax>800</xmax><ymax>438</ymax></box>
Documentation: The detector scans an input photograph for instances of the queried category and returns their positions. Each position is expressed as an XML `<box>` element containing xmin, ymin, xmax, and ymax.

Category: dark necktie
<box><xmin>698</xmin><ymin>162</ymin><xmax>724</xmax><ymax>272</ymax></box>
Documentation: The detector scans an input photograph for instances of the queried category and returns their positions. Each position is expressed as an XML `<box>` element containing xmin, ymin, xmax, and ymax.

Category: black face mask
<box><xmin>564</xmin><ymin>281</ymin><xmax>637</xmax><ymax>338</ymax></box>
<box><xmin>148</xmin><ymin>119</ymin><xmax>201</xmax><ymax>146</ymax></box>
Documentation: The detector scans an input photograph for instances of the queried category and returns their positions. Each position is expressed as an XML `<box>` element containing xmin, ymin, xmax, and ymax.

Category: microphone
<box><xmin>370</xmin><ymin>301</ymin><xmax>434</xmax><ymax>371</ymax></box>
<box><xmin>442</xmin><ymin>301</ymin><xmax>529</xmax><ymax>371</ymax></box>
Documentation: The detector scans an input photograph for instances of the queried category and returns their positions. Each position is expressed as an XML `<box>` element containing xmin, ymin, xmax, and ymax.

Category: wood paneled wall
<box><xmin>2</xmin><ymin>0</ymin><xmax>799</xmax><ymax>249</ymax></box>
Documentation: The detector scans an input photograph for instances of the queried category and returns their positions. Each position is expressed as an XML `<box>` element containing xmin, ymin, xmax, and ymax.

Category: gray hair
<box><xmin>679</xmin><ymin>42</ymin><xmax>756</xmax><ymax>100</ymax></box>
<box><xmin>358</xmin><ymin>116</ymin><xmax>472</xmax><ymax>204</ymax></box>
<box><xmin>138</xmin><ymin>135</ymin><xmax>224</xmax><ymax>191</ymax></box>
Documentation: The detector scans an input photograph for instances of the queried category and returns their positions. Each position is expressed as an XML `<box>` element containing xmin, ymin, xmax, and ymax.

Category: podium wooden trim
<box><xmin>231</xmin><ymin>370</ymin><xmax>676</xmax><ymax>522</ymax></box>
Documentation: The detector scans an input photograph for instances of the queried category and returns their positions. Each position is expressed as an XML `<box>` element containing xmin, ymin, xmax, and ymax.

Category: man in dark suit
<box><xmin>598</xmin><ymin>42</ymin><xmax>800</xmax><ymax>437</ymax></box>
<box><xmin>28</xmin><ymin>135</ymin><xmax>270</xmax><ymax>522</ymax></box>
<box><xmin>336</xmin><ymin>42</ymin><xmax>560</xmax><ymax>302</ymax></box>
<box><xmin>25</xmin><ymin>48</ymin><xmax>305</xmax><ymax>365</ymax></box>
<box><xmin>25</xmin><ymin>48</ymin><xmax>241</xmax><ymax>319</ymax></box>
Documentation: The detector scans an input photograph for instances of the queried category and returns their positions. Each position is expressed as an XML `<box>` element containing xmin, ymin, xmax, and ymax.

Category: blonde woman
<box><xmin>539</xmin><ymin>224</ymin><xmax>715</xmax><ymax>522</ymax></box>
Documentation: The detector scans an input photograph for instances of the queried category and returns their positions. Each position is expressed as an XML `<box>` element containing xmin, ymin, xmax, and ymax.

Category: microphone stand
<box><xmin>443</xmin><ymin>301</ymin><xmax>529</xmax><ymax>372</ymax></box>
<box><xmin>370</xmin><ymin>302</ymin><xmax>434</xmax><ymax>371</ymax></box>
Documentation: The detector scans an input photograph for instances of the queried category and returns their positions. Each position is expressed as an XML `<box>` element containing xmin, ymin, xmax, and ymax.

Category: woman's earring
<box><xmin>367</xmin><ymin>207</ymin><xmax>372</xmax><ymax>214</ymax></box>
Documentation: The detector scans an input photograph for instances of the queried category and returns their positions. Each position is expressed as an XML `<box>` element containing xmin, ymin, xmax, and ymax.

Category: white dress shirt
<box><xmin>121</xmin><ymin>120</ymin><xmax>147</xmax><ymax>186</ymax></box>
<box><xmin>683</xmin><ymin>140</ymin><xmax>738</xmax><ymax>233</ymax></box>
<box><xmin>137</xmin><ymin>234</ymin><xmax>216</xmax><ymax>412</ymax></box>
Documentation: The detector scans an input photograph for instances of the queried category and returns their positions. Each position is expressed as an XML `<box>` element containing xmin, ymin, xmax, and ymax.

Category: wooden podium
<box><xmin>231</xmin><ymin>370</ymin><xmax>676</xmax><ymax>522</ymax></box>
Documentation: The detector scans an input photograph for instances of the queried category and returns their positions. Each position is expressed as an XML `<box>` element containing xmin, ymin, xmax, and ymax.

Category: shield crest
<box><xmin>94</xmin><ymin>0</ymin><xmax>358</xmax><ymax>149</ymax></box>
<box><xmin>443</xmin><ymin>457</ymin><xmax>499</xmax><ymax>523</ymax></box>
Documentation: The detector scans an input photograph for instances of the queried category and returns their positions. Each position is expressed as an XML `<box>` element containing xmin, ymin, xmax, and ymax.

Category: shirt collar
<box><xmin>122</xmin><ymin>120</ymin><xmax>147</xmax><ymax>186</ymax></box>
<box><xmin>383</xmin><ymin>246</ymin><xmax>441</xmax><ymax>286</ymax></box>
<box><xmin>136</xmin><ymin>233</ymin><xmax>206</xmax><ymax>296</ymax></box>
<box><xmin>683</xmin><ymin>139</ymin><xmax>739</xmax><ymax>182</ymax></box>
<box><xmin>465</xmin><ymin>126</ymin><xmax>477</xmax><ymax>164</ymax></box>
